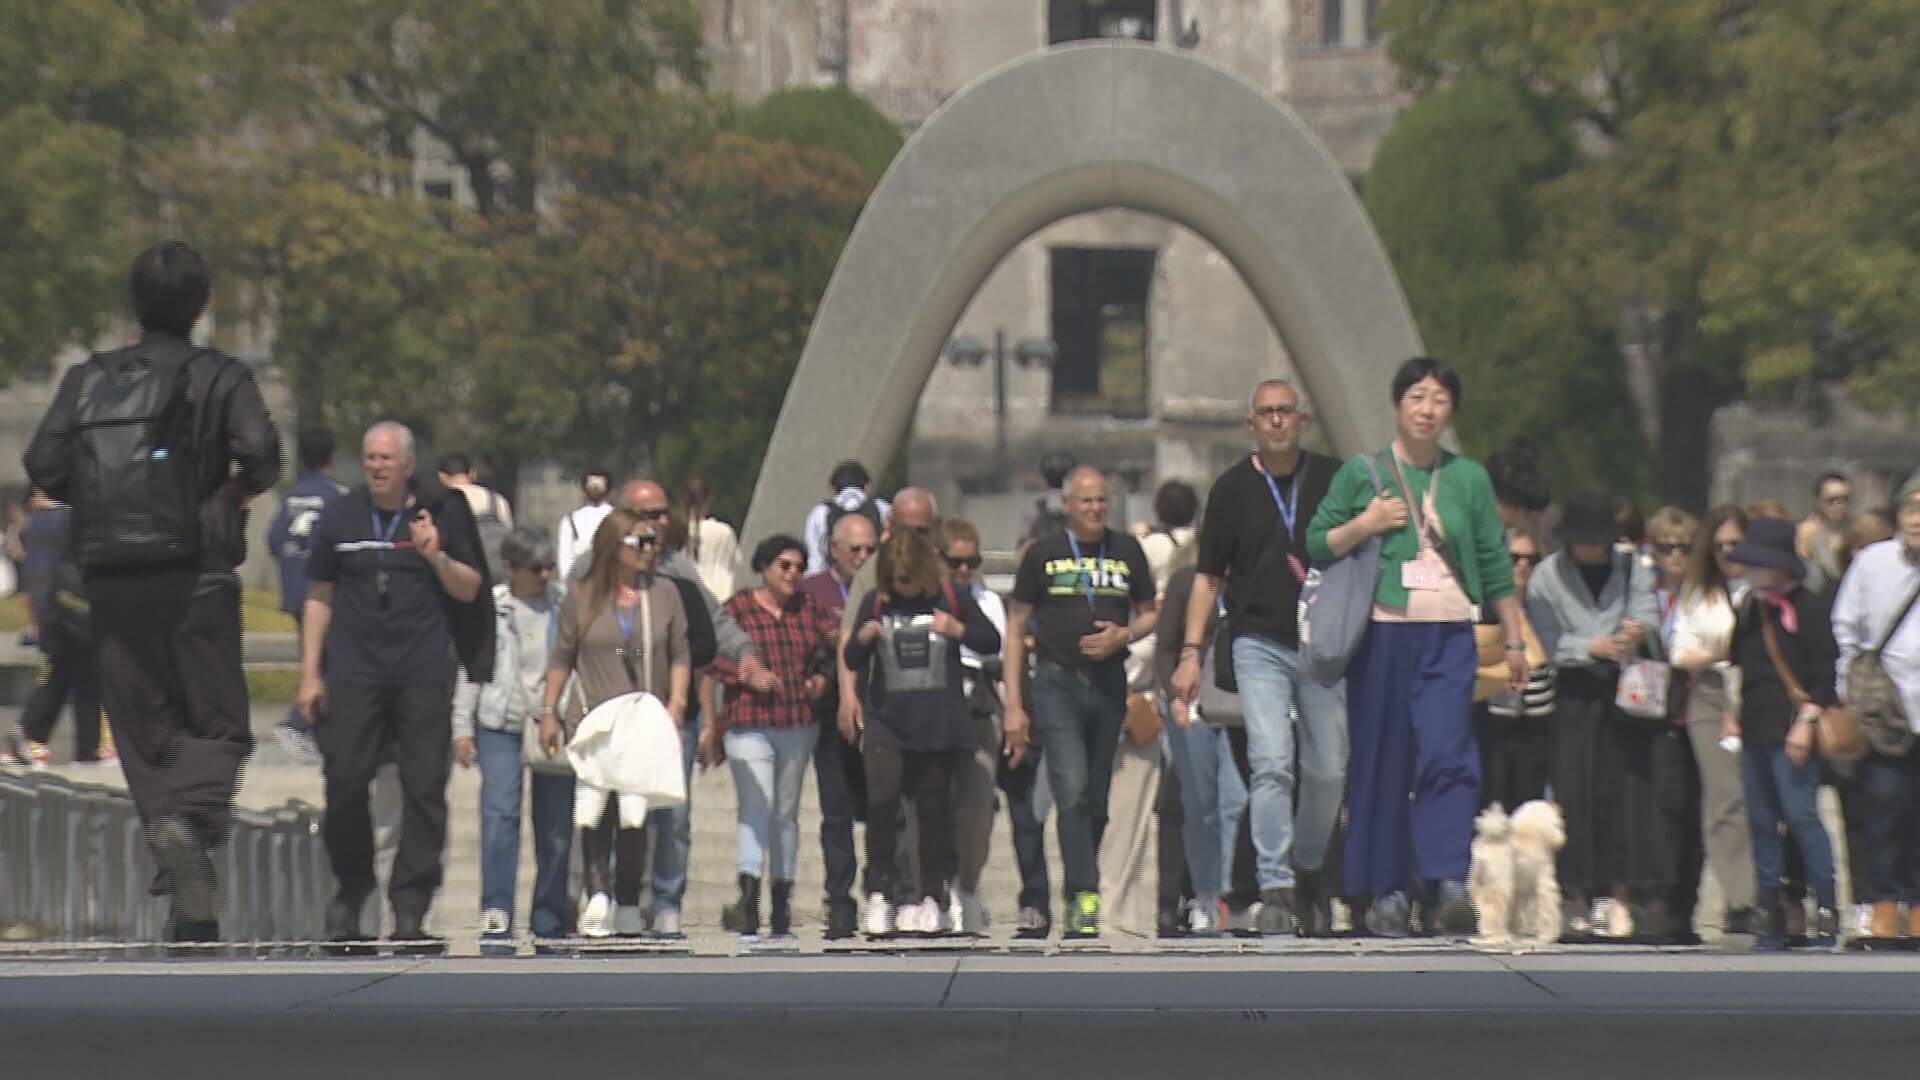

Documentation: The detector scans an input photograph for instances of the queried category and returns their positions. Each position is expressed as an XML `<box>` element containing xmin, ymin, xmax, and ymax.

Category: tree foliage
<box><xmin>735</xmin><ymin>86</ymin><xmax>905</xmax><ymax>180</ymax></box>
<box><xmin>1380</xmin><ymin>0</ymin><xmax>1920</xmax><ymax>504</ymax></box>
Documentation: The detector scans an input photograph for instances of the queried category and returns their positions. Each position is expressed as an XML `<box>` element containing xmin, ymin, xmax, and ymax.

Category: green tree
<box><xmin>735</xmin><ymin>86</ymin><xmax>905</xmax><ymax>180</ymax></box>
<box><xmin>1365</xmin><ymin>77</ymin><xmax>1646</xmax><ymax>495</ymax></box>
<box><xmin>0</xmin><ymin>0</ymin><xmax>208</xmax><ymax>380</ymax></box>
<box><xmin>1380</xmin><ymin>0</ymin><xmax>1920</xmax><ymax>505</ymax></box>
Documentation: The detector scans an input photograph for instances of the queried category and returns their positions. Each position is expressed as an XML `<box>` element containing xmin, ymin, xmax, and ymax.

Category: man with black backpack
<box><xmin>24</xmin><ymin>241</ymin><xmax>283</xmax><ymax>943</ymax></box>
<box><xmin>804</xmin><ymin>460</ymin><xmax>889</xmax><ymax>574</ymax></box>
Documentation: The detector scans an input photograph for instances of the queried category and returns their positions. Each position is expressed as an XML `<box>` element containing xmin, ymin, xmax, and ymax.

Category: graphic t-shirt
<box><xmin>1011</xmin><ymin>528</ymin><xmax>1154</xmax><ymax>672</ymax></box>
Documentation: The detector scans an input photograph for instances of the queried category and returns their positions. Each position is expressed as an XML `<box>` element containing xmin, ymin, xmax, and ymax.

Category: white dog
<box><xmin>1469</xmin><ymin>800</ymin><xmax>1565</xmax><ymax>947</ymax></box>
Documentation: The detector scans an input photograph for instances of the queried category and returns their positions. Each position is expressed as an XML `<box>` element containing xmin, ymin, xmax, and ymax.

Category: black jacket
<box><xmin>407</xmin><ymin>474</ymin><xmax>498</xmax><ymax>686</ymax></box>
<box><xmin>23</xmin><ymin>332</ymin><xmax>282</xmax><ymax>573</ymax></box>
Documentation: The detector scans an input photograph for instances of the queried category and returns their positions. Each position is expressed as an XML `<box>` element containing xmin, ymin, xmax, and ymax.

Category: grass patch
<box><xmin>0</xmin><ymin>589</ymin><xmax>294</xmax><ymax>634</ymax></box>
<box><xmin>247</xmin><ymin>666</ymin><xmax>300</xmax><ymax>704</ymax></box>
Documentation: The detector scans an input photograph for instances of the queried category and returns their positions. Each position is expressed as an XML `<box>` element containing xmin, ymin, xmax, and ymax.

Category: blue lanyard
<box><xmin>831</xmin><ymin>571</ymin><xmax>850</xmax><ymax>607</ymax></box>
<box><xmin>370</xmin><ymin>507</ymin><xmax>405</xmax><ymax>545</ymax></box>
<box><xmin>1255</xmin><ymin>458</ymin><xmax>1301</xmax><ymax>538</ymax></box>
<box><xmin>1066</xmin><ymin>533</ymin><xmax>1106</xmax><ymax>612</ymax></box>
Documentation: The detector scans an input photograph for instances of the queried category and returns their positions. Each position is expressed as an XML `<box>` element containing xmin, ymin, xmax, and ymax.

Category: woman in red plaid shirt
<box><xmin>703</xmin><ymin>533</ymin><xmax>838</xmax><ymax>939</ymax></box>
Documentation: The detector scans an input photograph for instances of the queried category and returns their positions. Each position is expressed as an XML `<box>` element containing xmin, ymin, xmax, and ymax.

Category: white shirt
<box><xmin>804</xmin><ymin>489</ymin><xmax>891</xmax><ymax>574</ymax></box>
<box><xmin>688</xmin><ymin>517</ymin><xmax>739</xmax><ymax>601</ymax></box>
<box><xmin>1833</xmin><ymin>539</ymin><xmax>1920</xmax><ymax>732</ymax></box>
<box><xmin>1672</xmin><ymin>585</ymin><xmax>1737</xmax><ymax>663</ymax></box>
<box><xmin>555</xmin><ymin>502</ymin><xmax>614</xmax><ymax>583</ymax></box>
<box><xmin>960</xmin><ymin>582</ymin><xmax>1007</xmax><ymax>698</ymax></box>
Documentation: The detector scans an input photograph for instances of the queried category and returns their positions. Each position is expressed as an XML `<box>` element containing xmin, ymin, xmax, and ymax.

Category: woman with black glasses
<box><xmin>538</xmin><ymin>508</ymin><xmax>690</xmax><ymax>939</ymax></box>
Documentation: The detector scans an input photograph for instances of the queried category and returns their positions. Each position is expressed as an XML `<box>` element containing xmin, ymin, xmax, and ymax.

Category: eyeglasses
<box><xmin>1509</xmin><ymin>552</ymin><xmax>1542</xmax><ymax>566</ymax></box>
<box><xmin>844</xmin><ymin>544</ymin><xmax>877</xmax><ymax>555</ymax></box>
<box><xmin>635</xmin><ymin>507</ymin><xmax>671</xmax><ymax>521</ymax></box>
<box><xmin>946</xmin><ymin>555</ymin><xmax>983</xmax><ymax>571</ymax></box>
<box><xmin>528</xmin><ymin>563</ymin><xmax>556</xmax><ymax>574</ymax></box>
<box><xmin>1251</xmin><ymin>405</ymin><xmax>1300</xmax><ymax>423</ymax></box>
<box><xmin>1654</xmin><ymin>542</ymin><xmax>1691</xmax><ymax>557</ymax></box>
<box><xmin>622</xmin><ymin>533</ymin><xmax>658</xmax><ymax>549</ymax></box>
<box><xmin>1070</xmin><ymin>496</ymin><xmax>1109</xmax><ymax>506</ymax></box>
<box><xmin>771</xmin><ymin>558</ymin><xmax>805</xmax><ymax>573</ymax></box>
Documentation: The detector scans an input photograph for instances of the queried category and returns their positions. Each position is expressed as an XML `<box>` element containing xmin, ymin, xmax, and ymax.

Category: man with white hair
<box><xmin>300</xmin><ymin>421</ymin><xmax>488</xmax><ymax>949</ymax></box>
<box><xmin>801</xmin><ymin>511</ymin><xmax>880</xmax><ymax>938</ymax></box>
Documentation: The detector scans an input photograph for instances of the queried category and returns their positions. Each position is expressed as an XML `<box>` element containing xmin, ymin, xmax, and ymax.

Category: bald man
<box><xmin>1003</xmin><ymin>467</ymin><xmax>1157</xmax><ymax>939</ymax></box>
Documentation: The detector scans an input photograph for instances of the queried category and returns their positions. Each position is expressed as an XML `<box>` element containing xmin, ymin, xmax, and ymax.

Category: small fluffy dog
<box><xmin>1468</xmin><ymin>800</ymin><xmax>1566</xmax><ymax>947</ymax></box>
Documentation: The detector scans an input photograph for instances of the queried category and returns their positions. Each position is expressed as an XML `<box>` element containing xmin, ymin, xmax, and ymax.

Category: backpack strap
<box><xmin>1874</xmin><ymin>578</ymin><xmax>1920</xmax><ymax>654</ymax></box>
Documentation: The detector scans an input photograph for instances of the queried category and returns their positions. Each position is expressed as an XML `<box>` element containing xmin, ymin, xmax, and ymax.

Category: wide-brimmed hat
<box><xmin>1725</xmin><ymin>516</ymin><xmax>1806</xmax><ymax>580</ymax></box>
<box><xmin>1557</xmin><ymin>492</ymin><xmax>1620</xmax><ymax>547</ymax></box>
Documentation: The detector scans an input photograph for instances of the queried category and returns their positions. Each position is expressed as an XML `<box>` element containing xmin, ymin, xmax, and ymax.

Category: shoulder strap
<box><xmin>640</xmin><ymin>583</ymin><xmax>653</xmax><ymax>693</ymax></box>
<box><xmin>1759</xmin><ymin>613</ymin><xmax>1812</xmax><ymax>708</ymax></box>
<box><xmin>1873</xmin><ymin>577</ymin><xmax>1920</xmax><ymax>653</ymax></box>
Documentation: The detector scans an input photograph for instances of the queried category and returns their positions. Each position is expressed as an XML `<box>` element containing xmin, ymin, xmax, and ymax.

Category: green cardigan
<box><xmin>1305</xmin><ymin>449</ymin><xmax>1515</xmax><ymax>610</ymax></box>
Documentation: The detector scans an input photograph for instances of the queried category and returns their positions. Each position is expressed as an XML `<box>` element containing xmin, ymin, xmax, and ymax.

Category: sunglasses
<box><xmin>1716</xmin><ymin>541</ymin><xmax>1740</xmax><ymax>554</ymax></box>
<box><xmin>622</xmin><ymin>533</ymin><xmax>659</xmax><ymax>549</ymax></box>
<box><xmin>1251</xmin><ymin>404</ymin><xmax>1300</xmax><ymax>423</ymax></box>
<box><xmin>844</xmin><ymin>543</ymin><xmax>877</xmax><ymax>555</ymax></box>
<box><xmin>1509</xmin><ymin>552</ymin><xmax>1542</xmax><ymax>566</ymax></box>
<box><xmin>1654</xmin><ymin>542</ymin><xmax>1691</xmax><ymax>556</ymax></box>
<box><xmin>771</xmin><ymin>558</ymin><xmax>805</xmax><ymax>573</ymax></box>
<box><xmin>946</xmin><ymin>555</ymin><xmax>982</xmax><ymax>571</ymax></box>
<box><xmin>527</xmin><ymin>563</ymin><xmax>556</xmax><ymax>574</ymax></box>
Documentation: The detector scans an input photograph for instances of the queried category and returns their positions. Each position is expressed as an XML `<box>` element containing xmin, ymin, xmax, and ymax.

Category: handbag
<box><xmin>1123</xmin><ymin>691</ymin><xmax>1163</xmax><ymax>747</ymax></box>
<box><xmin>1196</xmin><ymin>595</ymin><xmax>1243</xmax><ymax>727</ymax></box>
<box><xmin>1842</xmin><ymin>579</ymin><xmax>1920</xmax><ymax>758</ymax></box>
<box><xmin>1300</xmin><ymin>453</ymin><xmax>1388</xmax><ymax>687</ymax></box>
<box><xmin>1612</xmin><ymin>557</ymin><xmax>1680</xmax><ymax>724</ymax></box>
<box><xmin>1759</xmin><ymin>605</ymin><xmax>1866</xmax><ymax>764</ymax></box>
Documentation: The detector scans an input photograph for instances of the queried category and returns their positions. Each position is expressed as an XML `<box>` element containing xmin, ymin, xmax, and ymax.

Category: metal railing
<box><xmin>0</xmin><ymin>772</ymin><xmax>328</xmax><ymax>944</ymax></box>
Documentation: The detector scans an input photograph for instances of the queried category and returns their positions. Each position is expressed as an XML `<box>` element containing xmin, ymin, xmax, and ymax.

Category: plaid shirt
<box><xmin>711</xmin><ymin>589</ymin><xmax>838</xmax><ymax>730</ymax></box>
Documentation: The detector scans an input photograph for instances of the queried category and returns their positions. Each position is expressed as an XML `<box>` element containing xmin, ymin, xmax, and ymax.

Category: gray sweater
<box><xmin>1524</xmin><ymin>548</ymin><xmax>1659</xmax><ymax>672</ymax></box>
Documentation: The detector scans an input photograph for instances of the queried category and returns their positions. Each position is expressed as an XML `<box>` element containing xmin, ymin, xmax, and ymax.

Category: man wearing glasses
<box><xmin>1005</xmin><ymin>467</ymin><xmax>1158</xmax><ymax>939</ymax></box>
<box><xmin>1796</xmin><ymin>471</ymin><xmax>1853</xmax><ymax>593</ymax></box>
<box><xmin>300</xmin><ymin>421</ymin><xmax>487</xmax><ymax>949</ymax></box>
<box><xmin>1170</xmin><ymin>379</ymin><xmax>1346</xmax><ymax>938</ymax></box>
<box><xmin>799</xmin><ymin>512</ymin><xmax>880</xmax><ymax>938</ymax></box>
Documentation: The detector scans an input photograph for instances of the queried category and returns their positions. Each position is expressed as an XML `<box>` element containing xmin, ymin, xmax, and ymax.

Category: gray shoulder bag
<box><xmin>1300</xmin><ymin>453</ymin><xmax>1388</xmax><ymax>688</ymax></box>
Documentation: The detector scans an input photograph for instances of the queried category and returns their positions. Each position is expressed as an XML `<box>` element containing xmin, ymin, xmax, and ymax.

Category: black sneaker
<box><xmin>1258</xmin><ymin>888</ymin><xmax>1298</xmax><ymax>936</ymax></box>
<box><xmin>824</xmin><ymin>900</ymin><xmax>858</xmax><ymax>941</ymax></box>
<box><xmin>1366</xmin><ymin>892</ymin><xmax>1412</xmax><ymax>938</ymax></box>
<box><xmin>1432</xmin><ymin>880</ymin><xmax>1477</xmax><ymax>936</ymax></box>
<box><xmin>1013</xmin><ymin>906</ymin><xmax>1051</xmax><ymax>939</ymax></box>
<box><xmin>1295</xmin><ymin>870</ymin><xmax>1332</xmax><ymax>938</ymax></box>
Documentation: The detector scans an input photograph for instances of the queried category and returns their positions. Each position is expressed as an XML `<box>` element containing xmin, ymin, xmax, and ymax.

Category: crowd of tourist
<box><xmin>12</xmin><ymin>243</ymin><xmax>1920</xmax><ymax>955</ymax></box>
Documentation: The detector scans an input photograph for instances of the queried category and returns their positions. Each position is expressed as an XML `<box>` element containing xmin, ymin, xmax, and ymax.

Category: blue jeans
<box><xmin>1029</xmin><ymin>660</ymin><xmax>1128</xmax><ymax>898</ymax></box>
<box><xmin>726</xmin><ymin>724</ymin><xmax>820</xmax><ymax>881</ymax></box>
<box><xmin>1164</xmin><ymin>702</ymin><xmax>1232</xmax><ymax>898</ymax></box>
<box><xmin>1232</xmin><ymin>634</ymin><xmax>1349</xmax><ymax>889</ymax></box>
<box><xmin>645</xmin><ymin>713</ymin><xmax>698</xmax><ymax>914</ymax></box>
<box><xmin>1741</xmin><ymin>739</ymin><xmax>1836</xmax><ymax>909</ymax></box>
<box><xmin>475</xmin><ymin>727</ymin><xmax>574</xmax><ymax>938</ymax></box>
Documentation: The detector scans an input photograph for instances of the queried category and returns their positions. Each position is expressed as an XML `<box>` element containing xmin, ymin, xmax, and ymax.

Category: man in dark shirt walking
<box><xmin>24</xmin><ymin>241</ymin><xmax>283</xmax><ymax>942</ymax></box>
<box><xmin>267</xmin><ymin>428</ymin><xmax>346</xmax><ymax>763</ymax></box>
<box><xmin>1170</xmin><ymin>378</ymin><xmax>1346</xmax><ymax>937</ymax></box>
<box><xmin>299</xmin><ymin>421</ymin><xmax>486</xmax><ymax>947</ymax></box>
<box><xmin>799</xmin><ymin>511</ymin><xmax>878</xmax><ymax>938</ymax></box>
<box><xmin>1004</xmin><ymin>466</ymin><xmax>1157</xmax><ymax>938</ymax></box>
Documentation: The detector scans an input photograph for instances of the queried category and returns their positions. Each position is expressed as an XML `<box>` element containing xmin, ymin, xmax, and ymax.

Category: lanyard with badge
<box><xmin>612</xmin><ymin>579</ymin><xmax>651</xmax><ymax>690</ymax></box>
<box><xmin>1392</xmin><ymin>451</ymin><xmax>1449</xmax><ymax>591</ymax></box>
<box><xmin>371</xmin><ymin>505</ymin><xmax>406</xmax><ymax>608</ymax></box>
<box><xmin>1066</xmin><ymin>532</ymin><xmax>1107</xmax><ymax>612</ymax></box>
<box><xmin>1254</xmin><ymin>456</ymin><xmax>1308</xmax><ymax>585</ymax></box>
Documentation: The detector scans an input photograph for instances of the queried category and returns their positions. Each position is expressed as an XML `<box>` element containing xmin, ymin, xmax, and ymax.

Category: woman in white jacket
<box><xmin>452</xmin><ymin>528</ymin><xmax>570</xmax><ymax>954</ymax></box>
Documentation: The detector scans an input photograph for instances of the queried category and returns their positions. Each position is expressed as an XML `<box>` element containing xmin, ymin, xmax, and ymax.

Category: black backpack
<box><xmin>1025</xmin><ymin>496</ymin><xmax>1069</xmax><ymax>544</ymax></box>
<box><xmin>824</xmin><ymin>493</ymin><xmax>883</xmax><ymax>545</ymax></box>
<box><xmin>68</xmin><ymin>349</ymin><xmax>224</xmax><ymax>567</ymax></box>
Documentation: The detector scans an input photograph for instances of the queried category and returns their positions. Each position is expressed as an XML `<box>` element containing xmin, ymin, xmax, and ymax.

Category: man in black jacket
<box><xmin>298</xmin><ymin>421</ymin><xmax>490</xmax><ymax>947</ymax></box>
<box><xmin>23</xmin><ymin>241</ymin><xmax>283</xmax><ymax>942</ymax></box>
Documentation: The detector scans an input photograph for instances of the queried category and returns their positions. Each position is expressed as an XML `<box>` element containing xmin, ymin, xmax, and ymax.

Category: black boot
<box><xmin>770</xmin><ymin>881</ymin><xmax>794</xmax><ymax>937</ymax></box>
<box><xmin>722</xmin><ymin>874</ymin><xmax>762</xmax><ymax>936</ymax></box>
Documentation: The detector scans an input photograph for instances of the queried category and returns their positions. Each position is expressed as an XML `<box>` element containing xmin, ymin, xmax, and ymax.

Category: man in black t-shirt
<box><xmin>1170</xmin><ymin>378</ymin><xmax>1346</xmax><ymax>938</ymax></box>
<box><xmin>1005</xmin><ymin>466</ymin><xmax>1157</xmax><ymax>939</ymax></box>
<box><xmin>299</xmin><ymin>421</ymin><xmax>487</xmax><ymax>947</ymax></box>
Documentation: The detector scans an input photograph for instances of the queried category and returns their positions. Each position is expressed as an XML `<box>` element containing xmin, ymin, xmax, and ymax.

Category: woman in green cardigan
<box><xmin>1306</xmin><ymin>357</ymin><xmax>1528</xmax><ymax>937</ymax></box>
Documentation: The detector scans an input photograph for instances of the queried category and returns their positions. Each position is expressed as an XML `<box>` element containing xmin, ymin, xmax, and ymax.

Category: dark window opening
<box><xmin>1321</xmin><ymin>0</ymin><xmax>1343</xmax><ymax>47</ymax></box>
<box><xmin>1047</xmin><ymin>0</ymin><xmax>1157</xmax><ymax>45</ymax></box>
<box><xmin>1050</xmin><ymin>247</ymin><xmax>1154</xmax><ymax>419</ymax></box>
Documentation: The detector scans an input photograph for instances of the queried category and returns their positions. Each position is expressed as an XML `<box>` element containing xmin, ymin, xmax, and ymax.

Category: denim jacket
<box><xmin>452</xmin><ymin>582</ymin><xmax>561</xmax><ymax>740</ymax></box>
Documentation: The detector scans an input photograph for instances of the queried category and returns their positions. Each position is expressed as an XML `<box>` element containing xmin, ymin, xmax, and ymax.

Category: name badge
<box><xmin>1401</xmin><ymin>558</ymin><xmax>1445</xmax><ymax>591</ymax></box>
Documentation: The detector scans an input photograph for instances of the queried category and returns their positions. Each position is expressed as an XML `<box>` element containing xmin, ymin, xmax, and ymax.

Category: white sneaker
<box><xmin>948</xmin><ymin>890</ymin><xmax>965</xmax><ymax>932</ymax></box>
<box><xmin>1223</xmin><ymin>901</ymin><xmax>1261</xmax><ymax>937</ymax></box>
<box><xmin>1853</xmin><ymin>903</ymin><xmax>1873</xmax><ymax>940</ymax></box>
<box><xmin>1592</xmin><ymin>898</ymin><xmax>1633</xmax><ymax>939</ymax></box>
<box><xmin>1188</xmin><ymin>897</ymin><xmax>1221</xmax><ymax>936</ymax></box>
<box><xmin>957</xmin><ymin>890</ymin><xmax>988</xmax><ymax>935</ymax></box>
<box><xmin>914</xmin><ymin>896</ymin><xmax>949</xmax><ymax>935</ymax></box>
<box><xmin>579</xmin><ymin>893</ymin><xmax>613</xmax><ymax>939</ymax></box>
<box><xmin>614</xmin><ymin>904</ymin><xmax>646</xmax><ymax>937</ymax></box>
<box><xmin>652</xmin><ymin>907</ymin><xmax>683</xmax><ymax>938</ymax></box>
<box><xmin>864</xmin><ymin>892</ymin><xmax>895</xmax><ymax>937</ymax></box>
<box><xmin>479</xmin><ymin>908</ymin><xmax>511</xmax><ymax>937</ymax></box>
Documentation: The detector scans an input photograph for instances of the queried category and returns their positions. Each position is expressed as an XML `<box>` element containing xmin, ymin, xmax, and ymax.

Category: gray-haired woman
<box><xmin>452</xmin><ymin>527</ymin><xmax>571</xmax><ymax>953</ymax></box>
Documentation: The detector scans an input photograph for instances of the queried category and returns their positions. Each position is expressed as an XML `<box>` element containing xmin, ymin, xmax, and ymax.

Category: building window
<box><xmin>1050</xmin><ymin>247</ymin><xmax>1154</xmax><ymax>419</ymax></box>
<box><xmin>1319</xmin><ymin>0</ymin><xmax>1382</xmax><ymax>47</ymax></box>
<box><xmin>1048</xmin><ymin>0</ymin><xmax>1157</xmax><ymax>45</ymax></box>
<box><xmin>1321</xmin><ymin>0</ymin><xmax>1343</xmax><ymax>47</ymax></box>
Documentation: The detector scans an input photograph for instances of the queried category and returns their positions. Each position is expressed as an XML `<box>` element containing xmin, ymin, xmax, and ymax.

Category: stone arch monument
<box><xmin>740</xmin><ymin>43</ymin><xmax>1423</xmax><ymax>549</ymax></box>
